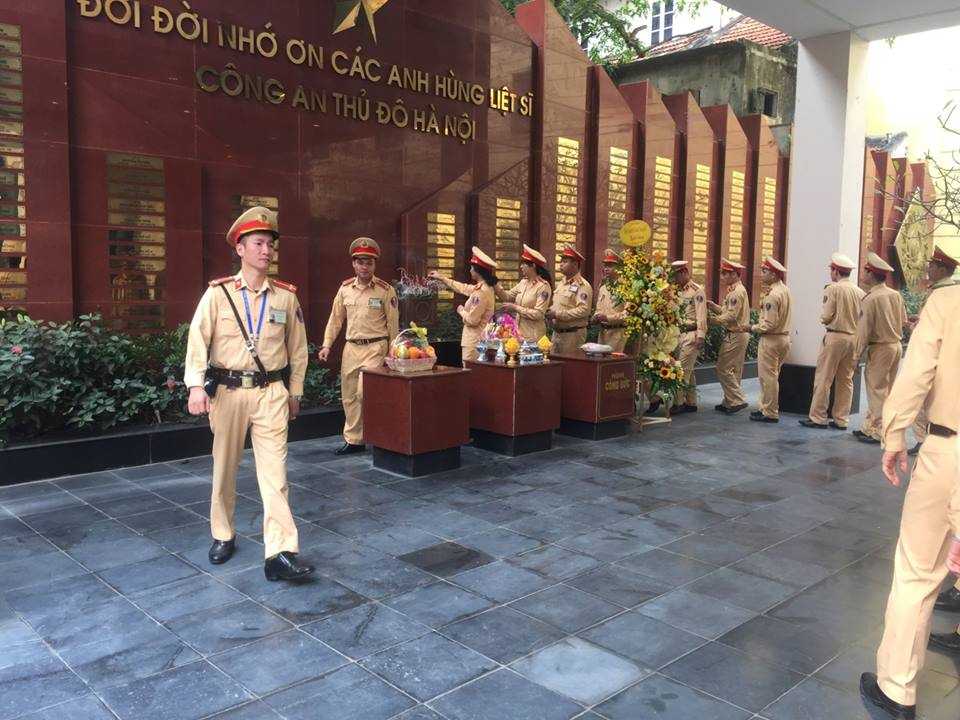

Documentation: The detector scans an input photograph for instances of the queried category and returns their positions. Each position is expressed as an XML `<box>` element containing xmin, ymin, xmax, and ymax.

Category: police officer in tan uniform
<box><xmin>671</xmin><ymin>260</ymin><xmax>707</xmax><ymax>414</ymax></box>
<box><xmin>749</xmin><ymin>257</ymin><xmax>792</xmax><ymax>423</ymax></box>
<box><xmin>799</xmin><ymin>253</ymin><xmax>865</xmax><ymax>430</ymax></box>
<box><xmin>909</xmin><ymin>245</ymin><xmax>958</xmax><ymax>456</ymax></box>
<box><xmin>318</xmin><ymin>238</ymin><xmax>399</xmax><ymax>455</ymax></box>
<box><xmin>495</xmin><ymin>243</ymin><xmax>552</xmax><ymax>341</ymax></box>
<box><xmin>431</xmin><ymin>246</ymin><xmax>497</xmax><ymax>363</ymax></box>
<box><xmin>853</xmin><ymin>252</ymin><xmax>907</xmax><ymax>445</ymax></box>
<box><xmin>861</xmin><ymin>283</ymin><xmax>960</xmax><ymax>720</ymax></box>
<box><xmin>185</xmin><ymin>206</ymin><xmax>313</xmax><ymax>582</ymax></box>
<box><xmin>546</xmin><ymin>244</ymin><xmax>593</xmax><ymax>355</ymax></box>
<box><xmin>593</xmin><ymin>248</ymin><xmax>628</xmax><ymax>352</ymax></box>
<box><xmin>708</xmin><ymin>258</ymin><xmax>750</xmax><ymax>414</ymax></box>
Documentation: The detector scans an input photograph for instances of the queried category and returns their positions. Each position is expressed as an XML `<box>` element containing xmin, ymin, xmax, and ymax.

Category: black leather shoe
<box><xmin>856</xmin><ymin>434</ymin><xmax>881</xmax><ymax>445</ymax></box>
<box><xmin>264</xmin><ymin>551</ymin><xmax>315</xmax><ymax>582</ymax></box>
<box><xmin>929</xmin><ymin>631</ymin><xmax>960</xmax><ymax>654</ymax></box>
<box><xmin>715</xmin><ymin>404</ymin><xmax>730</xmax><ymax>414</ymax></box>
<box><xmin>935</xmin><ymin>586</ymin><xmax>960</xmax><ymax>612</ymax></box>
<box><xmin>335</xmin><ymin>442</ymin><xmax>366</xmax><ymax>456</ymax></box>
<box><xmin>907</xmin><ymin>442</ymin><xmax>922</xmax><ymax>456</ymax></box>
<box><xmin>859</xmin><ymin>672</ymin><xmax>915</xmax><ymax>719</ymax></box>
<box><xmin>828</xmin><ymin>420</ymin><xmax>847</xmax><ymax>430</ymax></box>
<box><xmin>799</xmin><ymin>419</ymin><xmax>829</xmax><ymax>429</ymax></box>
<box><xmin>208</xmin><ymin>538</ymin><xmax>235</xmax><ymax>565</ymax></box>
<box><xmin>750</xmin><ymin>411</ymin><xmax>778</xmax><ymax>423</ymax></box>
<box><xmin>726</xmin><ymin>403</ymin><xmax>748</xmax><ymax>414</ymax></box>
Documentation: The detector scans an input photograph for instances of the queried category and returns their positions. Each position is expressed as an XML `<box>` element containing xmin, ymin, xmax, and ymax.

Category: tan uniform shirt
<box><xmin>712</xmin><ymin>281</ymin><xmax>750</xmax><ymax>331</ymax></box>
<box><xmin>594</xmin><ymin>284</ymin><xmax>626</xmax><ymax>325</ymax></box>
<box><xmin>882</xmin><ymin>284</ymin><xmax>960</xmax><ymax>452</ymax></box>
<box><xmin>920</xmin><ymin>277</ymin><xmax>958</xmax><ymax>313</ymax></box>
<box><xmin>678</xmin><ymin>281</ymin><xmax>707</xmax><ymax>339</ymax></box>
<box><xmin>551</xmin><ymin>273</ymin><xmax>593</xmax><ymax>329</ymax></box>
<box><xmin>322</xmin><ymin>276</ymin><xmax>399</xmax><ymax>347</ymax></box>
<box><xmin>857</xmin><ymin>283</ymin><xmax>906</xmax><ymax>352</ymax></box>
<box><xmin>185</xmin><ymin>273</ymin><xmax>308</xmax><ymax>395</ymax></box>
<box><xmin>753</xmin><ymin>281</ymin><xmax>792</xmax><ymax>335</ymax></box>
<box><xmin>449</xmin><ymin>279</ymin><xmax>495</xmax><ymax>348</ymax></box>
<box><xmin>821</xmin><ymin>278</ymin><xmax>865</xmax><ymax>334</ymax></box>
<box><xmin>502</xmin><ymin>277</ymin><xmax>552</xmax><ymax>340</ymax></box>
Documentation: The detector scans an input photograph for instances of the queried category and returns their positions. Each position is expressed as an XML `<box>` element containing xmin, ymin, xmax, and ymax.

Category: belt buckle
<box><xmin>240</xmin><ymin>374</ymin><xmax>255</xmax><ymax>389</ymax></box>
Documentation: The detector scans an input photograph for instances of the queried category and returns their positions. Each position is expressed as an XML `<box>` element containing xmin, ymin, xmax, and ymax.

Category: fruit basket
<box><xmin>385</xmin><ymin>323</ymin><xmax>437</xmax><ymax>374</ymax></box>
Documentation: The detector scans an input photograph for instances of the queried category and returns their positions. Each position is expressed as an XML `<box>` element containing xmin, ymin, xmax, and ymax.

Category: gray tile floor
<box><xmin>2</xmin><ymin>379</ymin><xmax>958</xmax><ymax>720</ymax></box>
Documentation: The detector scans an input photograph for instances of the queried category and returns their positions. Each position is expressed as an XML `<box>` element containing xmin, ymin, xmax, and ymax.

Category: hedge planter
<box><xmin>693</xmin><ymin>359</ymin><xmax>758</xmax><ymax>386</ymax></box>
<box><xmin>0</xmin><ymin>406</ymin><xmax>345</xmax><ymax>487</ymax></box>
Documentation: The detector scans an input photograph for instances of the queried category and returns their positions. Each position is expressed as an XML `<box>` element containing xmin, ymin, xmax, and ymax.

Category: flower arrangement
<box><xmin>609</xmin><ymin>247</ymin><xmax>686</xmax><ymax>402</ymax></box>
<box><xmin>481</xmin><ymin>311</ymin><xmax>523</xmax><ymax>343</ymax></box>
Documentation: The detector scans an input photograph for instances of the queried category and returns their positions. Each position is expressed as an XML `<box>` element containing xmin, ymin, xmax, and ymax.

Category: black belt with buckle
<box><xmin>929</xmin><ymin>423</ymin><xmax>957</xmax><ymax>438</ymax></box>
<box><xmin>681</xmin><ymin>324</ymin><xmax>698</xmax><ymax>332</ymax></box>
<box><xmin>826</xmin><ymin>329</ymin><xmax>853</xmax><ymax>335</ymax></box>
<box><xmin>347</xmin><ymin>336</ymin><xmax>388</xmax><ymax>345</ymax></box>
<box><xmin>208</xmin><ymin>367</ymin><xmax>286</xmax><ymax>389</ymax></box>
<box><xmin>555</xmin><ymin>326</ymin><xmax>586</xmax><ymax>333</ymax></box>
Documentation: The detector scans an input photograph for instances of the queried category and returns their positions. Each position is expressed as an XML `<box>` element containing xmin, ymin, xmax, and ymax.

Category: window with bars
<box><xmin>427</xmin><ymin>211</ymin><xmax>457</xmax><ymax>308</ymax></box>
<box><xmin>0</xmin><ymin>22</ymin><xmax>25</xmax><ymax>304</ymax></box>
<box><xmin>554</xmin><ymin>137</ymin><xmax>580</xmax><ymax>282</ymax></box>
<box><xmin>651</xmin><ymin>155</ymin><xmax>672</xmax><ymax>255</ymax></box>
<box><xmin>107</xmin><ymin>153</ymin><xmax>166</xmax><ymax>331</ymax></box>
<box><xmin>608</xmin><ymin>147</ymin><xmax>629</xmax><ymax>248</ymax></box>
<box><xmin>692</xmin><ymin>163</ymin><xmax>710</xmax><ymax>285</ymax></box>
<box><xmin>727</xmin><ymin>170</ymin><xmax>745</xmax><ymax>263</ymax></box>
<box><xmin>761</xmin><ymin>176</ymin><xmax>777</xmax><ymax>260</ymax></box>
<box><xmin>232</xmin><ymin>195</ymin><xmax>280</xmax><ymax>277</ymax></box>
<box><xmin>495</xmin><ymin>198</ymin><xmax>521</xmax><ymax>285</ymax></box>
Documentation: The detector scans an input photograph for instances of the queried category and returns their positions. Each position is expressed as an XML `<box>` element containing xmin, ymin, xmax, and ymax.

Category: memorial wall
<box><xmin>0</xmin><ymin>0</ymin><xmax>791</xmax><ymax>338</ymax></box>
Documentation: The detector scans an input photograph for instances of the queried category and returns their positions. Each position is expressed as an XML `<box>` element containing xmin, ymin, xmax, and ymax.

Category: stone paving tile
<box><xmin>595</xmin><ymin>673</ymin><xmax>751</xmax><ymax>720</ymax></box>
<box><xmin>440</xmin><ymin>606</ymin><xmax>565</xmax><ymax>664</ymax></box>
<box><xmin>636</xmin><ymin>588</ymin><xmax>758</xmax><ymax>640</ymax></box>
<box><xmin>580</xmin><ymin>610</ymin><xmax>707</xmax><ymax>669</ymax></box>
<box><xmin>302</xmin><ymin>602</ymin><xmax>431</xmax><ymax>660</ymax></box>
<box><xmin>165</xmin><ymin>599</ymin><xmax>292</xmax><ymax>654</ymax></box>
<box><xmin>385</xmin><ymin>582</ymin><xmax>494</xmax><ymax>629</ymax></box>
<box><xmin>510</xmin><ymin>584</ymin><xmax>623</xmax><ymax>634</ymax></box>
<box><xmin>429</xmin><ymin>668</ymin><xmax>582</xmax><ymax>720</ymax></box>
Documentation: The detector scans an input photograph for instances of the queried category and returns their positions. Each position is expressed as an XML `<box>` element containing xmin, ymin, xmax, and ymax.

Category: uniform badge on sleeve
<box><xmin>696</xmin><ymin>296</ymin><xmax>703</xmax><ymax>303</ymax></box>
<box><xmin>764</xmin><ymin>302</ymin><xmax>771</xmax><ymax>311</ymax></box>
<box><xmin>296</xmin><ymin>307</ymin><xmax>304</xmax><ymax>323</ymax></box>
<box><xmin>471</xmin><ymin>296</ymin><xmax>479</xmax><ymax>305</ymax></box>
<box><xmin>539</xmin><ymin>291</ymin><xmax>548</xmax><ymax>301</ymax></box>
<box><xmin>579</xmin><ymin>292</ymin><xmax>587</xmax><ymax>301</ymax></box>
<box><xmin>822</xmin><ymin>295</ymin><xmax>827</xmax><ymax>304</ymax></box>
<box><xmin>390</xmin><ymin>296</ymin><xmax>397</xmax><ymax>308</ymax></box>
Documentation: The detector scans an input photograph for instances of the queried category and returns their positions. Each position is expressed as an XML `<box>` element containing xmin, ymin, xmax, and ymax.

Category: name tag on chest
<box><xmin>368</xmin><ymin>298</ymin><xmax>383</xmax><ymax>309</ymax></box>
<box><xmin>269</xmin><ymin>309</ymin><xmax>287</xmax><ymax>324</ymax></box>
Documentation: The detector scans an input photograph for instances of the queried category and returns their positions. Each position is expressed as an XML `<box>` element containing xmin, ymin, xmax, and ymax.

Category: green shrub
<box><xmin>0</xmin><ymin>312</ymin><xmax>340</xmax><ymax>447</ymax></box>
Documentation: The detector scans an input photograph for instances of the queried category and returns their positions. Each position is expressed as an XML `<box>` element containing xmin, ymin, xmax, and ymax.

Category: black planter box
<box><xmin>0</xmin><ymin>406</ymin><xmax>344</xmax><ymax>487</ymax></box>
<box><xmin>693</xmin><ymin>359</ymin><xmax>758</xmax><ymax>385</ymax></box>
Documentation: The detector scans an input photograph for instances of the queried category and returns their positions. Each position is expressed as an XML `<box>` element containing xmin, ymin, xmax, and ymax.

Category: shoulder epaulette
<box><xmin>341</xmin><ymin>277</ymin><xmax>355</xmax><ymax>286</ymax></box>
<box><xmin>373</xmin><ymin>277</ymin><xmax>392</xmax><ymax>290</ymax></box>
<box><xmin>273</xmin><ymin>279</ymin><xmax>298</xmax><ymax>293</ymax></box>
<box><xmin>208</xmin><ymin>276</ymin><xmax>234</xmax><ymax>287</ymax></box>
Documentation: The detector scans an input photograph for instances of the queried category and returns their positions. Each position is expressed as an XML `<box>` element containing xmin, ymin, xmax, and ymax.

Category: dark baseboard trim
<box><xmin>693</xmin><ymin>359</ymin><xmax>758</xmax><ymax>386</ymax></box>
<box><xmin>471</xmin><ymin>428</ymin><xmax>553</xmax><ymax>456</ymax></box>
<box><xmin>0</xmin><ymin>407</ymin><xmax>345</xmax><ymax>486</ymax></box>
<box><xmin>557</xmin><ymin>418</ymin><xmax>628</xmax><ymax>440</ymax></box>
<box><xmin>779</xmin><ymin>363</ymin><xmax>863</xmax><ymax>416</ymax></box>
<box><xmin>372</xmin><ymin>446</ymin><xmax>461</xmax><ymax>477</ymax></box>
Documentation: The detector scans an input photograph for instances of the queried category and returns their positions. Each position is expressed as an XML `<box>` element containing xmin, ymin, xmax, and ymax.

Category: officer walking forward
<box><xmin>593</xmin><ymin>248</ymin><xmax>629</xmax><ymax>352</ymax></box>
<box><xmin>546</xmin><ymin>244</ymin><xmax>593</xmax><ymax>355</ymax></box>
<box><xmin>318</xmin><ymin>238</ymin><xmax>399</xmax><ymax>456</ymax></box>
<box><xmin>799</xmin><ymin>253</ymin><xmax>865</xmax><ymax>430</ymax></box>
<box><xmin>184</xmin><ymin>207</ymin><xmax>313</xmax><ymax>582</ymax></box>
<box><xmin>671</xmin><ymin>260</ymin><xmax>707</xmax><ymax>414</ymax></box>
<box><xmin>708</xmin><ymin>258</ymin><xmax>750</xmax><ymax>414</ymax></box>
<box><xmin>749</xmin><ymin>257</ymin><xmax>792</xmax><ymax>423</ymax></box>
<box><xmin>861</xmin><ymin>284</ymin><xmax>960</xmax><ymax>720</ymax></box>
<box><xmin>853</xmin><ymin>252</ymin><xmax>906</xmax><ymax>444</ymax></box>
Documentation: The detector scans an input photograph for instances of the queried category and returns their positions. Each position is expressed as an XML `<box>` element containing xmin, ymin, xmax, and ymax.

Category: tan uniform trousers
<box><xmin>758</xmin><ymin>335</ymin><xmax>790</xmax><ymax>419</ymax></box>
<box><xmin>717</xmin><ymin>331</ymin><xmax>749</xmax><ymax>407</ymax></box>
<box><xmin>809</xmin><ymin>331</ymin><xmax>858</xmax><ymax>426</ymax></box>
<box><xmin>862</xmin><ymin>342</ymin><xmax>902</xmax><ymax>440</ymax></box>
<box><xmin>877</xmin><ymin>434</ymin><xmax>958</xmax><ymax>705</ymax></box>
<box><xmin>676</xmin><ymin>331</ymin><xmax>699</xmax><ymax>406</ymax></box>
<box><xmin>552</xmin><ymin>328</ymin><xmax>587</xmax><ymax>356</ymax></box>
<box><xmin>209</xmin><ymin>382</ymin><xmax>298</xmax><ymax>559</ymax></box>
<box><xmin>341</xmin><ymin>339</ymin><xmax>389</xmax><ymax>445</ymax></box>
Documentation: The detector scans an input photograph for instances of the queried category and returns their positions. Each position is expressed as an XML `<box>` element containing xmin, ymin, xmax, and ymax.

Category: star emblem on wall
<box><xmin>333</xmin><ymin>0</ymin><xmax>392</xmax><ymax>43</ymax></box>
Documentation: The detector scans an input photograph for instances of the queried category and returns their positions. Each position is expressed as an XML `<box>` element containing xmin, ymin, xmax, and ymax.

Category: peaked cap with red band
<box><xmin>560</xmin><ymin>244</ymin><xmax>585</xmax><ymax>263</ymax></box>
<box><xmin>865</xmin><ymin>251</ymin><xmax>893</xmax><ymax>274</ymax></box>
<box><xmin>470</xmin><ymin>246</ymin><xmax>498</xmax><ymax>271</ymax></box>
<box><xmin>521</xmin><ymin>244</ymin><xmax>547</xmax><ymax>268</ymax></box>
<box><xmin>932</xmin><ymin>245</ymin><xmax>958</xmax><ymax>270</ymax></box>
<box><xmin>602</xmin><ymin>248</ymin><xmax>621</xmax><ymax>264</ymax></box>
<box><xmin>720</xmin><ymin>257</ymin><xmax>745</xmax><ymax>273</ymax></box>
<box><xmin>226</xmin><ymin>206</ymin><xmax>279</xmax><ymax>247</ymax></box>
<box><xmin>350</xmin><ymin>237</ymin><xmax>381</xmax><ymax>259</ymax></box>
<box><xmin>763</xmin><ymin>256</ymin><xmax>787</xmax><ymax>277</ymax></box>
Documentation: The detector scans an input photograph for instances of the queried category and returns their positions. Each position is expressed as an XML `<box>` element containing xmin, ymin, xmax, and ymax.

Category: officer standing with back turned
<box><xmin>184</xmin><ymin>206</ymin><xmax>314</xmax><ymax>582</ymax></box>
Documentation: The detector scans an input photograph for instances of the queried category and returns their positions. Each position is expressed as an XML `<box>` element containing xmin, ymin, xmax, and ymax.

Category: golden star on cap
<box><xmin>333</xmin><ymin>0</ymin><xmax>391</xmax><ymax>43</ymax></box>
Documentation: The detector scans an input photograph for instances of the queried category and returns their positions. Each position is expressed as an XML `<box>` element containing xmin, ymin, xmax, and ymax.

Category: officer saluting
<box><xmin>318</xmin><ymin>237</ymin><xmax>399</xmax><ymax>455</ymax></box>
<box><xmin>184</xmin><ymin>206</ymin><xmax>313</xmax><ymax>582</ymax></box>
<box><xmin>853</xmin><ymin>252</ymin><xmax>907</xmax><ymax>444</ymax></box>
<box><xmin>749</xmin><ymin>257</ymin><xmax>792</xmax><ymax>423</ymax></box>
<box><xmin>546</xmin><ymin>244</ymin><xmax>593</xmax><ymax>355</ymax></box>
<box><xmin>708</xmin><ymin>258</ymin><xmax>750</xmax><ymax>414</ymax></box>
<box><xmin>799</xmin><ymin>253</ymin><xmax>865</xmax><ymax>430</ymax></box>
<box><xmin>671</xmin><ymin>260</ymin><xmax>707</xmax><ymax>414</ymax></box>
<box><xmin>593</xmin><ymin>248</ymin><xmax>628</xmax><ymax>352</ymax></box>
